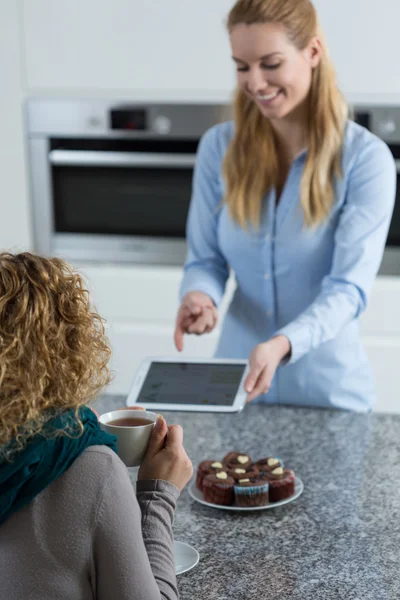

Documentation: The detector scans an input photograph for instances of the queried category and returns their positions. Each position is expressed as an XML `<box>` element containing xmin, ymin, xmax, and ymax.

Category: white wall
<box><xmin>18</xmin><ymin>0</ymin><xmax>400</xmax><ymax>104</ymax></box>
<box><xmin>1</xmin><ymin>0</ymin><xmax>397</xmax><ymax>247</ymax></box>
<box><xmin>0</xmin><ymin>1</ymin><xmax>32</xmax><ymax>251</ymax></box>
<box><xmin>314</xmin><ymin>0</ymin><xmax>400</xmax><ymax>103</ymax></box>
<box><xmin>21</xmin><ymin>0</ymin><xmax>234</xmax><ymax>100</ymax></box>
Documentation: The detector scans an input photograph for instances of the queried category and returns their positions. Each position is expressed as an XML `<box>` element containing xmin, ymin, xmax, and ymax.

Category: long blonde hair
<box><xmin>223</xmin><ymin>0</ymin><xmax>348</xmax><ymax>228</ymax></box>
<box><xmin>0</xmin><ymin>252</ymin><xmax>111</xmax><ymax>454</ymax></box>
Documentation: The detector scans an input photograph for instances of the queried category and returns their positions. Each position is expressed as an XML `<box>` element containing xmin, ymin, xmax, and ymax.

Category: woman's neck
<box><xmin>270</xmin><ymin>102</ymin><xmax>309</xmax><ymax>164</ymax></box>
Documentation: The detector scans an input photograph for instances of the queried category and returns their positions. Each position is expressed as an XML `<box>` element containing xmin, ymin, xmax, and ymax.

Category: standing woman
<box><xmin>174</xmin><ymin>0</ymin><xmax>396</xmax><ymax>410</ymax></box>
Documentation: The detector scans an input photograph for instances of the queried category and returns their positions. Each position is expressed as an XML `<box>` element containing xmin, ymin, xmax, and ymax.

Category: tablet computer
<box><xmin>126</xmin><ymin>357</ymin><xmax>249</xmax><ymax>413</ymax></box>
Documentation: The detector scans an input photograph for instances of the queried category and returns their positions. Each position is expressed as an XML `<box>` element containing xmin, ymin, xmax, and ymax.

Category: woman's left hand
<box><xmin>245</xmin><ymin>336</ymin><xmax>291</xmax><ymax>403</ymax></box>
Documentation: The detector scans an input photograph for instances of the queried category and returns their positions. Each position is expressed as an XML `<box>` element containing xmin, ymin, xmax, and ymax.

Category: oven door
<box><xmin>380</xmin><ymin>159</ymin><xmax>400</xmax><ymax>275</ymax></box>
<box><xmin>49</xmin><ymin>147</ymin><xmax>195</xmax><ymax>264</ymax></box>
<box><xmin>29</xmin><ymin>133</ymin><xmax>197</xmax><ymax>265</ymax></box>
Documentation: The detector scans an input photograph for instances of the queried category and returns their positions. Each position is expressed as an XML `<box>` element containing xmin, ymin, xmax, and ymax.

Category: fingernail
<box><xmin>246</xmin><ymin>385</ymin><xmax>253</xmax><ymax>393</ymax></box>
<box><xmin>155</xmin><ymin>415</ymin><xmax>163</xmax><ymax>430</ymax></box>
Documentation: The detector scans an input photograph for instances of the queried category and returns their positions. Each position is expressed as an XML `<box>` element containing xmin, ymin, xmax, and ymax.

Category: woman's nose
<box><xmin>245</xmin><ymin>68</ymin><xmax>268</xmax><ymax>95</ymax></box>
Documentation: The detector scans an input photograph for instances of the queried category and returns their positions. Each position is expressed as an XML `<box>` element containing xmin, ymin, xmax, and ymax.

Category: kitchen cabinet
<box><xmin>22</xmin><ymin>0</ymin><xmax>400</xmax><ymax>102</ymax></box>
<box><xmin>83</xmin><ymin>264</ymin><xmax>400</xmax><ymax>413</ymax></box>
<box><xmin>84</xmin><ymin>264</ymin><xmax>234</xmax><ymax>396</ymax></box>
<box><xmin>22</xmin><ymin>0</ymin><xmax>234</xmax><ymax>100</ymax></box>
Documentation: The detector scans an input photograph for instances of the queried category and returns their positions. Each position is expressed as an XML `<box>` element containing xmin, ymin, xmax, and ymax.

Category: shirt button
<box><xmin>266</xmin><ymin>311</ymin><xmax>272</xmax><ymax>317</ymax></box>
<box><xmin>264</xmin><ymin>273</ymin><xmax>270</xmax><ymax>280</ymax></box>
<box><xmin>265</xmin><ymin>234</ymin><xmax>271</xmax><ymax>241</ymax></box>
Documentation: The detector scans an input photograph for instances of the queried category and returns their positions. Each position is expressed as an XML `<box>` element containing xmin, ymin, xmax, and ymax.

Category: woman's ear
<box><xmin>308</xmin><ymin>36</ymin><xmax>322</xmax><ymax>69</ymax></box>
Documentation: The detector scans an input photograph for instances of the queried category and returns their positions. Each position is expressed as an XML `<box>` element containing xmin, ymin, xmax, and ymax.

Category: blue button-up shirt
<box><xmin>180</xmin><ymin>120</ymin><xmax>396</xmax><ymax>411</ymax></box>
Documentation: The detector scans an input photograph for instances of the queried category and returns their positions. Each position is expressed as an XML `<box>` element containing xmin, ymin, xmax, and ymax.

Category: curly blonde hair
<box><xmin>0</xmin><ymin>252</ymin><xmax>111</xmax><ymax>454</ymax></box>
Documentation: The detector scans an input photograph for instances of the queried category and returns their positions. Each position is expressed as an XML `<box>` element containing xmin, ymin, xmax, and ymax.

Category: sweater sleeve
<box><xmin>92</xmin><ymin>454</ymin><xmax>180</xmax><ymax>600</ymax></box>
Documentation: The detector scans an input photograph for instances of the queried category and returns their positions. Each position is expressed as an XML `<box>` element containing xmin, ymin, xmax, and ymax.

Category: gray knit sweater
<box><xmin>0</xmin><ymin>446</ymin><xmax>180</xmax><ymax>599</ymax></box>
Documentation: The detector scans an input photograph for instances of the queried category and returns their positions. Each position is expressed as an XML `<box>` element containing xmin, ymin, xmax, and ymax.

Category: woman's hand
<box><xmin>245</xmin><ymin>336</ymin><xmax>291</xmax><ymax>403</ymax></box>
<box><xmin>174</xmin><ymin>291</ymin><xmax>218</xmax><ymax>351</ymax></box>
<box><xmin>138</xmin><ymin>415</ymin><xmax>193</xmax><ymax>492</ymax></box>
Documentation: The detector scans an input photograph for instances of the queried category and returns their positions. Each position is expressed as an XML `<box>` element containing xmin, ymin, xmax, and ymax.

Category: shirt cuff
<box><xmin>136</xmin><ymin>479</ymin><xmax>180</xmax><ymax>501</ymax></box>
<box><xmin>179</xmin><ymin>267</ymin><xmax>225</xmax><ymax>307</ymax></box>
<box><xmin>274</xmin><ymin>323</ymin><xmax>311</xmax><ymax>365</ymax></box>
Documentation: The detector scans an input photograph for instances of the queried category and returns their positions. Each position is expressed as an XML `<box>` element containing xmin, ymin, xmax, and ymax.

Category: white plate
<box><xmin>188</xmin><ymin>477</ymin><xmax>304</xmax><ymax>511</ymax></box>
<box><xmin>174</xmin><ymin>540</ymin><xmax>200</xmax><ymax>575</ymax></box>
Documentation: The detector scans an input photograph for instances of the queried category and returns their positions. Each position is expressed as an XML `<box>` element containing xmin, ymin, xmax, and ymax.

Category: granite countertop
<box><xmin>93</xmin><ymin>395</ymin><xmax>400</xmax><ymax>600</ymax></box>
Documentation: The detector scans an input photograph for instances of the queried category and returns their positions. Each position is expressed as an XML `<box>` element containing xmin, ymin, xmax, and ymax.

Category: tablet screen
<box><xmin>137</xmin><ymin>362</ymin><xmax>246</xmax><ymax>406</ymax></box>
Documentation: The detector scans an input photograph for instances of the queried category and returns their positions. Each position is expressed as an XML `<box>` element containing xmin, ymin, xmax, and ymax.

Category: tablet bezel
<box><xmin>126</xmin><ymin>356</ymin><xmax>249</xmax><ymax>413</ymax></box>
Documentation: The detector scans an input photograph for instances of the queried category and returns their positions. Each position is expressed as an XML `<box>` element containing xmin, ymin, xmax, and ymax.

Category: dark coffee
<box><xmin>107</xmin><ymin>417</ymin><xmax>153</xmax><ymax>427</ymax></box>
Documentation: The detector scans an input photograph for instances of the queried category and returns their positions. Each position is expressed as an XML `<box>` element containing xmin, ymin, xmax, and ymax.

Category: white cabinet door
<box><xmin>312</xmin><ymin>0</ymin><xmax>400</xmax><ymax>100</ymax></box>
<box><xmin>22</xmin><ymin>0</ymin><xmax>234</xmax><ymax>99</ymax></box>
<box><xmin>84</xmin><ymin>264</ymin><xmax>184</xmax><ymax>323</ymax></box>
<box><xmin>82</xmin><ymin>264</ymin><xmax>236</xmax><ymax>323</ymax></box>
<box><xmin>360</xmin><ymin>277</ymin><xmax>400</xmax><ymax>335</ymax></box>
<box><xmin>22</xmin><ymin>0</ymin><xmax>400</xmax><ymax>101</ymax></box>
<box><xmin>363</xmin><ymin>337</ymin><xmax>400</xmax><ymax>414</ymax></box>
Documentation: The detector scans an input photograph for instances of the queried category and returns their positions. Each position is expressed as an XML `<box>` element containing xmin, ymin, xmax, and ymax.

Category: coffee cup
<box><xmin>99</xmin><ymin>409</ymin><xmax>157</xmax><ymax>467</ymax></box>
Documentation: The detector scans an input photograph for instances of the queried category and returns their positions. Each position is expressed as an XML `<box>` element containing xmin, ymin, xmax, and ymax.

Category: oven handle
<box><xmin>49</xmin><ymin>150</ymin><xmax>196</xmax><ymax>168</ymax></box>
<box><xmin>395</xmin><ymin>159</ymin><xmax>400</xmax><ymax>173</ymax></box>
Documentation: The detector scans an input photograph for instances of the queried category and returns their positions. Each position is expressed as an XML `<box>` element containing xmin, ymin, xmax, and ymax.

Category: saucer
<box><xmin>188</xmin><ymin>476</ymin><xmax>304</xmax><ymax>511</ymax></box>
<box><xmin>174</xmin><ymin>540</ymin><xmax>200</xmax><ymax>575</ymax></box>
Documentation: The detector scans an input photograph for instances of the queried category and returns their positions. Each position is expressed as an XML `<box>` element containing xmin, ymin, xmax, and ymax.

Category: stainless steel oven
<box><xmin>26</xmin><ymin>99</ymin><xmax>399</xmax><ymax>272</ymax></box>
<box><xmin>353</xmin><ymin>105</ymin><xmax>400</xmax><ymax>275</ymax></box>
<box><xmin>25</xmin><ymin>99</ymin><xmax>226</xmax><ymax>265</ymax></box>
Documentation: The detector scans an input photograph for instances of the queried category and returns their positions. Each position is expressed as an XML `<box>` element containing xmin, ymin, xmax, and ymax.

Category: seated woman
<box><xmin>0</xmin><ymin>251</ymin><xmax>193</xmax><ymax>600</ymax></box>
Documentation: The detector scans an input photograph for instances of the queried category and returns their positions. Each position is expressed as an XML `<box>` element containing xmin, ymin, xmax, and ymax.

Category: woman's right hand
<box><xmin>174</xmin><ymin>291</ymin><xmax>218</xmax><ymax>351</ymax></box>
<box><xmin>138</xmin><ymin>415</ymin><xmax>193</xmax><ymax>492</ymax></box>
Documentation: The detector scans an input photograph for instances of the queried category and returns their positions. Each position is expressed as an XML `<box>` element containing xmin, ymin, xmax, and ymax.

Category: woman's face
<box><xmin>230</xmin><ymin>23</ymin><xmax>321</xmax><ymax>121</ymax></box>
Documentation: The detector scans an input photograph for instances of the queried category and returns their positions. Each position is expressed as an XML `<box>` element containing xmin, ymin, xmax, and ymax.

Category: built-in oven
<box><xmin>26</xmin><ymin>100</ymin><xmax>399</xmax><ymax>272</ymax></box>
<box><xmin>354</xmin><ymin>106</ymin><xmax>400</xmax><ymax>275</ymax></box>
<box><xmin>26</xmin><ymin>99</ymin><xmax>227</xmax><ymax>265</ymax></box>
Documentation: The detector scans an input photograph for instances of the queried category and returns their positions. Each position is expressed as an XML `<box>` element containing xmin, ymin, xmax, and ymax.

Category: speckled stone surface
<box><xmin>93</xmin><ymin>395</ymin><xmax>400</xmax><ymax>600</ymax></box>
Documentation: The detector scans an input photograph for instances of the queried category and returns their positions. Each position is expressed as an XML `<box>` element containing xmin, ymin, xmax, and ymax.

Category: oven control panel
<box><xmin>110</xmin><ymin>108</ymin><xmax>147</xmax><ymax>131</ymax></box>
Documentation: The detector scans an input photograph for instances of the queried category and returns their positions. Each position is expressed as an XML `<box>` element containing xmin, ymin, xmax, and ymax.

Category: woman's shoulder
<box><xmin>343</xmin><ymin>119</ymin><xmax>395</xmax><ymax>172</ymax></box>
<box><xmin>76</xmin><ymin>445</ymin><xmax>126</xmax><ymax>477</ymax></box>
<box><xmin>61</xmin><ymin>445</ymin><xmax>129</xmax><ymax>497</ymax></box>
<box><xmin>199</xmin><ymin>120</ymin><xmax>235</xmax><ymax>157</ymax></box>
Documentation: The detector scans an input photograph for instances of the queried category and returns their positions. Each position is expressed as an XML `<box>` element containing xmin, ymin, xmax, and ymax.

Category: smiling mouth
<box><xmin>255</xmin><ymin>90</ymin><xmax>281</xmax><ymax>103</ymax></box>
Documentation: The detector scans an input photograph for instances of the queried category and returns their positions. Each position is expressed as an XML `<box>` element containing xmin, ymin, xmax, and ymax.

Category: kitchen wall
<box><xmin>1</xmin><ymin>0</ymin><xmax>400</xmax><ymax>411</ymax></box>
<box><xmin>0</xmin><ymin>2</ymin><xmax>32</xmax><ymax>252</ymax></box>
<box><xmin>20</xmin><ymin>0</ymin><xmax>400</xmax><ymax>103</ymax></box>
<box><xmin>2</xmin><ymin>0</ymin><xmax>400</xmax><ymax>251</ymax></box>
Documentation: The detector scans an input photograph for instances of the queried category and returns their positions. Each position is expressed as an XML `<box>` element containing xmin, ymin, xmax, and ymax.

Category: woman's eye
<box><xmin>236</xmin><ymin>63</ymin><xmax>281</xmax><ymax>72</ymax></box>
<box><xmin>263</xmin><ymin>63</ymin><xmax>280</xmax><ymax>70</ymax></box>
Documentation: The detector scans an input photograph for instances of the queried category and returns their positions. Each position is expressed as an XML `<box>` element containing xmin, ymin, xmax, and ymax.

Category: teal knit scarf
<box><xmin>0</xmin><ymin>406</ymin><xmax>117</xmax><ymax>526</ymax></box>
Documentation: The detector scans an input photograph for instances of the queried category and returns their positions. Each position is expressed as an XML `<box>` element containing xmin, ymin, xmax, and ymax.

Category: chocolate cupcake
<box><xmin>266</xmin><ymin>467</ymin><xmax>295</xmax><ymax>502</ymax></box>
<box><xmin>255</xmin><ymin>457</ymin><xmax>283</xmax><ymax>474</ymax></box>
<box><xmin>196</xmin><ymin>460</ymin><xmax>224</xmax><ymax>491</ymax></box>
<box><xmin>234</xmin><ymin>477</ymin><xmax>269</xmax><ymax>507</ymax></box>
<box><xmin>223</xmin><ymin>452</ymin><xmax>252</xmax><ymax>470</ymax></box>
<box><xmin>228</xmin><ymin>466</ymin><xmax>259</xmax><ymax>482</ymax></box>
<box><xmin>202</xmin><ymin>471</ymin><xmax>235</xmax><ymax>505</ymax></box>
